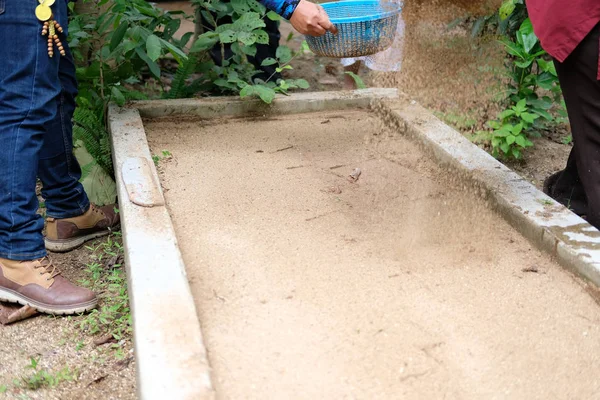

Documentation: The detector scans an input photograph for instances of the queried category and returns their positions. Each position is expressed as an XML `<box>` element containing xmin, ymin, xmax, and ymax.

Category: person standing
<box><xmin>526</xmin><ymin>1</ymin><xmax>600</xmax><ymax>229</ymax></box>
<box><xmin>0</xmin><ymin>0</ymin><xmax>334</xmax><ymax>316</ymax></box>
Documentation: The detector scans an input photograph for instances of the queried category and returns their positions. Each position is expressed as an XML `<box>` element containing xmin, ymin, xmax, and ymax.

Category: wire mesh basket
<box><xmin>305</xmin><ymin>0</ymin><xmax>403</xmax><ymax>58</ymax></box>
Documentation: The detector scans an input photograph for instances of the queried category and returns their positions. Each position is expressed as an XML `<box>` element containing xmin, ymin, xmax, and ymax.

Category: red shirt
<box><xmin>527</xmin><ymin>0</ymin><xmax>600</xmax><ymax>79</ymax></box>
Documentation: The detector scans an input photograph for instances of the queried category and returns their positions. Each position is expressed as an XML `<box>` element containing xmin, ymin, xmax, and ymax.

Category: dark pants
<box><xmin>200</xmin><ymin>10</ymin><xmax>281</xmax><ymax>82</ymax></box>
<box><xmin>549</xmin><ymin>22</ymin><xmax>600</xmax><ymax>229</ymax></box>
<box><xmin>0</xmin><ymin>0</ymin><xmax>89</xmax><ymax>260</ymax></box>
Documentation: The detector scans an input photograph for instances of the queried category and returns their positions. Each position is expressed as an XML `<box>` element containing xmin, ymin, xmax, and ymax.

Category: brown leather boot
<box><xmin>0</xmin><ymin>257</ymin><xmax>97</xmax><ymax>314</ymax></box>
<box><xmin>45</xmin><ymin>204</ymin><xmax>120</xmax><ymax>252</ymax></box>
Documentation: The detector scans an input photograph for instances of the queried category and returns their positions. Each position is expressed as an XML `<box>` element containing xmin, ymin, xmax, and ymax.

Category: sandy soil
<box><xmin>146</xmin><ymin>110</ymin><xmax>600</xmax><ymax>400</ymax></box>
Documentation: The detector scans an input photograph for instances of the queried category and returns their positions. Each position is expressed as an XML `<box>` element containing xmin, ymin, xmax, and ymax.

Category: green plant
<box><xmin>152</xmin><ymin>150</ymin><xmax>173</xmax><ymax>166</ymax></box>
<box><xmin>486</xmin><ymin>98</ymin><xmax>535</xmax><ymax>158</ymax></box>
<box><xmin>79</xmin><ymin>234</ymin><xmax>131</xmax><ymax>341</ymax></box>
<box><xmin>344</xmin><ymin>72</ymin><xmax>367</xmax><ymax>89</ymax></box>
<box><xmin>66</xmin><ymin>0</ymin><xmax>187</xmax><ymax>203</ymax></box>
<box><xmin>21</xmin><ymin>358</ymin><xmax>77</xmax><ymax>390</ymax></box>
<box><xmin>561</xmin><ymin>135</ymin><xmax>573</xmax><ymax>145</ymax></box>
<box><xmin>69</xmin><ymin>0</ymin><xmax>188</xmax><ymax>113</ymax></box>
<box><xmin>477</xmin><ymin>1</ymin><xmax>565</xmax><ymax>159</ymax></box>
<box><xmin>183</xmin><ymin>0</ymin><xmax>310</xmax><ymax>103</ymax></box>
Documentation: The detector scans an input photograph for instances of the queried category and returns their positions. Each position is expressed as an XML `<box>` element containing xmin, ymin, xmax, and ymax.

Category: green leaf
<box><xmin>500</xmin><ymin>38</ymin><xmax>523</xmax><ymax>58</ymax></box>
<box><xmin>515</xmin><ymin>134</ymin><xmax>527</xmax><ymax>147</ymax></box>
<box><xmin>500</xmin><ymin>141</ymin><xmax>510</xmax><ymax>154</ymax></box>
<box><xmin>266</xmin><ymin>11</ymin><xmax>281</xmax><ymax>21</ymax></box>
<box><xmin>290</xmin><ymin>79</ymin><xmax>309</xmax><ymax>89</ymax></box>
<box><xmin>219</xmin><ymin>30</ymin><xmax>237</xmax><ymax>44</ymax></box>
<box><xmin>515</xmin><ymin>59</ymin><xmax>533</xmax><ymax>68</ymax></box>
<box><xmin>511</xmin><ymin>123</ymin><xmax>523</xmax><ymax>135</ymax></box>
<box><xmin>110</xmin><ymin>22</ymin><xmax>129</xmax><ymax>52</ymax></box>
<box><xmin>515</xmin><ymin>98</ymin><xmax>527</xmax><ymax>113</ymax></box>
<box><xmin>276</xmin><ymin>46</ymin><xmax>292</xmax><ymax>63</ymax></box>
<box><xmin>499</xmin><ymin>0</ymin><xmax>516</xmax><ymax>20</ymax></box>
<box><xmin>254</xmin><ymin>85</ymin><xmax>276</xmax><ymax>103</ymax></box>
<box><xmin>135</xmin><ymin>48</ymin><xmax>161</xmax><ymax>77</ymax></box>
<box><xmin>537</xmin><ymin>58</ymin><xmax>557</xmax><ymax>76</ymax></box>
<box><xmin>494</xmin><ymin>125</ymin><xmax>512</xmax><ymax>137</ymax></box>
<box><xmin>537</xmin><ymin>72</ymin><xmax>557</xmax><ymax>90</ymax></box>
<box><xmin>261</xmin><ymin>57</ymin><xmax>278</xmax><ymax>66</ymax></box>
<box><xmin>276</xmin><ymin>65</ymin><xmax>293</xmax><ymax>72</ymax></box>
<box><xmin>237</xmin><ymin>31</ymin><xmax>256</xmax><ymax>46</ymax></box>
<box><xmin>254</xmin><ymin>30</ymin><xmax>269</xmax><ymax>44</ymax></box>
<box><xmin>179</xmin><ymin>32</ymin><xmax>194</xmax><ymax>48</ymax></box>
<box><xmin>240</xmin><ymin>84</ymin><xmax>276</xmax><ymax>103</ymax></box>
<box><xmin>511</xmin><ymin>147</ymin><xmax>522</xmax><ymax>159</ymax></box>
<box><xmin>278</xmin><ymin>79</ymin><xmax>290</xmax><ymax>91</ymax></box>
<box><xmin>344</xmin><ymin>71</ymin><xmax>367</xmax><ymax>89</ymax></box>
<box><xmin>518</xmin><ymin>19</ymin><xmax>538</xmax><ymax>54</ymax></box>
<box><xmin>520</xmin><ymin>112</ymin><xmax>539</xmax><ymax>123</ymax></box>
<box><xmin>301</xmin><ymin>40</ymin><xmax>311</xmax><ymax>53</ymax></box>
<box><xmin>231</xmin><ymin>0</ymin><xmax>251</xmax><ymax>14</ymax></box>
<box><xmin>110</xmin><ymin>86</ymin><xmax>126</xmax><ymax>106</ymax></box>
<box><xmin>527</xmin><ymin>97</ymin><xmax>553</xmax><ymax>110</ymax></box>
<box><xmin>239</xmin><ymin>43</ymin><xmax>257</xmax><ymax>56</ymax></box>
<box><xmin>190</xmin><ymin>32</ymin><xmax>219</xmax><ymax>53</ymax></box>
<box><xmin>488</xmin><ymin>120</ymin><xmax>501</xmax><ymax>129</ymax></box>
<box><xmin>506</xmin><ymin>135</ymin><xmax>516</xmax><ymax>145</ymax></box>
<box><xmin>499</xmin><ymin>109</ymin><xmax>516</xmax><ymax>120</ymax></box>
<box><xmin>233</xmin><ymin>12</ymin><xmax>265</xmax><ymax>32</ymax></box>
<box><xmin>146</xmin><ymin>34</ymin><xmax>162</xmax><ymax>62</ymax></box>
<box><xmin>240</xmin><ymin>85</ymin><xmax>255</xmax><ymax>98</ymax></box>
<box><xmin>531</xmin><ymin>108</ymin><xmax>553</xmax><ymax>121</ymax></box>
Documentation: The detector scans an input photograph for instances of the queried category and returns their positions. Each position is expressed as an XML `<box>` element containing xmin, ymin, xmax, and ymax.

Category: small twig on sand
<box><xmin>274</xmin><ymin>145</ymin><xmax>294</xmax><ymax>153</ymax></box>
<box><xmin>306</xmin><ymin>210</ymin><xmax>339</xmax><ymax>222</ymax></box>
<box><xmin>94</xmin><ymin>333</ymin><xmax>117</xmax><ymax>346</ymax></box>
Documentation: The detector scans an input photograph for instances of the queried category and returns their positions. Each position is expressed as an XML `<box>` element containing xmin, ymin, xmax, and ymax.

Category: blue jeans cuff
<box><xmin>0</xmin><ymin>249</ymin><xmax>47</xmax><ymax>261</ymax></box>
<box><xmin>45</xmin><ymin>200</ymin><xmax>90</xmax><ymax>219</ymax></box>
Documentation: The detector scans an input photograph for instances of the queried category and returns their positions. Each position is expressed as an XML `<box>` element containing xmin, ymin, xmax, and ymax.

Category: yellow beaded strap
<box><xmin>35</xmin><ymin>0</ymin><xmax>65</xmax><ymax>58</ymax></box>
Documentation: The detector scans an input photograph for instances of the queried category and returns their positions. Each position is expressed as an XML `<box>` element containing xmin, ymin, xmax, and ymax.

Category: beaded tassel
<box><xmin>36</xmin><ymin>0</ymin><xmax>65</xmax><ymax>58</ymax></box>
<box><xmin>41</xmin><ymin>20</ymin><xmax>65</xmax><ymax>58</ymax></box>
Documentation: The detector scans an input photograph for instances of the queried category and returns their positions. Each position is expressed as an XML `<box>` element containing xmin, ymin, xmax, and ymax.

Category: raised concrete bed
<box><xmin>108</xmin><ymin>89</ymin><xmax>600</xmax><ymax>399</ymax></box>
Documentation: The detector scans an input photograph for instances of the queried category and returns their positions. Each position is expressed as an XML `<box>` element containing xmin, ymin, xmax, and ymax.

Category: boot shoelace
<box><xmin>32</xmin><ymin>257</ymin><xmax>61</xmax><ymax>281</ymax></box>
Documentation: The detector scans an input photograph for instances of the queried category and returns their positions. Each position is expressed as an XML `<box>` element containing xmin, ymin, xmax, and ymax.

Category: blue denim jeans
<box><xmin>0</xmin><ymin>0</ymin><xmax>89</xmax><ymax>260</ymax></box>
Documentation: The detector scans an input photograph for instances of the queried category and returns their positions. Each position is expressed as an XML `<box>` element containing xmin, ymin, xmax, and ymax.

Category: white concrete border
<box><xmin>108</xmin><ymin>106</ymin><xmax>214</xmax><ymax>400</ymax></box>
<box><xmin>133</xmin><ymin>88</ymin><xmax>399</xmax><ymax>118</ymax></box>
<box><xmin>109</xmin><ymin>89</ymin><xmax>600</xmax><ymax>399</ymax></box>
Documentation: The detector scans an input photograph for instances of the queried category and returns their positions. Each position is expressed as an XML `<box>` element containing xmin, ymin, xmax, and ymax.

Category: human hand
<box><xmin>289</xmin><ymin>0</ymin><xmax>338</xmax><ymax>36</ymax></box>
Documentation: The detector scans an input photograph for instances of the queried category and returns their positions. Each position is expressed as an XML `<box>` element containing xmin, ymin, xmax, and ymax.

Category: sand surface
<box><xmin>145</xmin><ymin>111</ymin><xmax>600</xmax><ymax>399</ymax></box>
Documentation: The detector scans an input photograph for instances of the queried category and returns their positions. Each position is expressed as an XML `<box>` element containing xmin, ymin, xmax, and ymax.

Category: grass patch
<box><xmin>20</xmin><ymin>358</ymin><xmax>78</xmax><ymax>391</ymax></box>
<box><xmin>78</xmin><ymin>233</ymin><xmax>132</xmax><ymax>341</ymax></box>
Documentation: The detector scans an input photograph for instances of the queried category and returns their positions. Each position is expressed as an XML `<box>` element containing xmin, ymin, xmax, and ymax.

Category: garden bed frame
<box><xmin>108</xmin><ymin>88</ymin><xmax>600</xmax><ymax>400</ymax></box>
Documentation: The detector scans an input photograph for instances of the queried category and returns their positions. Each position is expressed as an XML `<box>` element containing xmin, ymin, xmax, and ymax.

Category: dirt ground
<box><xmin>0</xmin><ymin>238</ymin><xmax>135</xmax><ymax>400</ymax></box>
<box><xmin>146</xmin><ymin>110</ymin><xmax>600</xmax><ymax>399</ymax></box>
